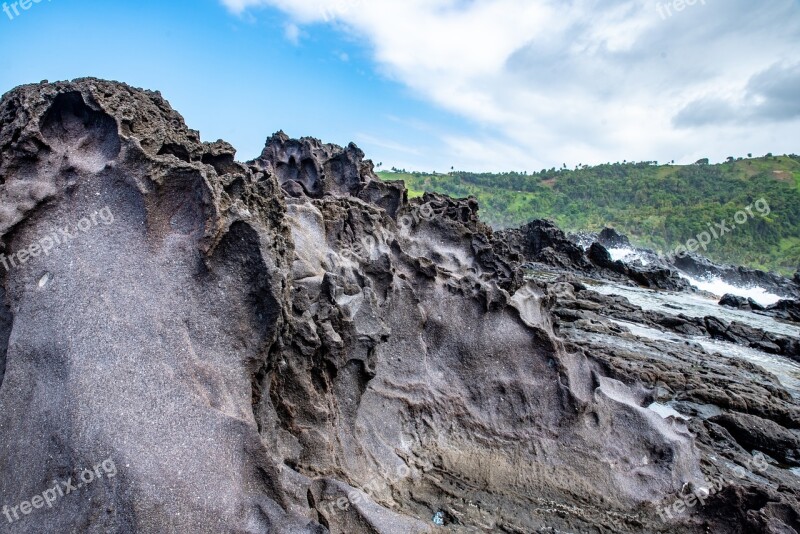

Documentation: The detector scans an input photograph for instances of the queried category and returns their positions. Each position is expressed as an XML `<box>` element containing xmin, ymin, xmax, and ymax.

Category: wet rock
<box><xmin>719</xmin><ymin>293</ymin><xmax>765</xmax><ymax>311</ymax></box>
<box><xmin>653</xmin><ymin>314</ymin><xmax>707</xmax><ymax>336</ymax></box>
<box><xmin>586</xmin><ymin>243</ymin><xmax>689</xmax><ymax>291</ymax></box>
<box><xmin>709</xmin><ymin>413</ymin><xmax>800</xmax><ymax>466</ymax></box>
<box><xmin>764</xmin><ymin>299</ymin><xmax>800</xmax><ymax>323</ymax></box>
<box><xmin>588</xmin><ymin>242</ymin><xmax>615</xmax><ymax>268</ymax></box>
<box><xmin>597</xmin><ymin>227</ymin><xmax>631</xmax><ymax>249</ymax></box>
<box><xmin>503</xmin><ymin>225</ymin><xmax>689</xmax><ymax>291</ymax></box>
<box><xmin>701</xmin><ymin>316</ymin><xmax>799</xmax><ymax>359</ymax></box>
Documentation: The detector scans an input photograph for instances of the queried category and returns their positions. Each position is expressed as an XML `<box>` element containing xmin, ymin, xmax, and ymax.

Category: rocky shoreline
<box><xmin>0</xmin><ymin>78</ymin><xmax>798</xmax><ymax>533</ymax></box>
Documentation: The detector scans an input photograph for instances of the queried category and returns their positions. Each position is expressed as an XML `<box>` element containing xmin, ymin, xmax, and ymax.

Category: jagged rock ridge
<box><xmin>0</xmin><ymin>79</ymin><xmax>797</xmax><ymax>533</ymax></box>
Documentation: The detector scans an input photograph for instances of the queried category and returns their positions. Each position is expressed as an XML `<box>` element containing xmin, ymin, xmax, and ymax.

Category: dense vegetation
<box><xmin>378</xmin><ymin>155</ymin><xmax>800</xmax><ymax>275</ymax></box>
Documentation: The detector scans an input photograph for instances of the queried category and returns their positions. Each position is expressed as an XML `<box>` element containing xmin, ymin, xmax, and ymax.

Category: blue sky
<box><xmin>1</xmin><ymin>0</ymin><xmax>799</xmax><ymax>172</ymax></box>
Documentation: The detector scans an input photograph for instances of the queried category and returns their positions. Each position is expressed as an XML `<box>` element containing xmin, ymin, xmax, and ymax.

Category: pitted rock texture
<box><xmin>497</xmin><ymin>220</ymin><xmax>692</xmax><ymax>292</ymax></box>
<box><xmin>0</xmin><ymin>79</ymin><xmax>306</xmax><ymax>533</ymax></box>
<box><xmin>0</xmin><ymin>79</ymin><xmax>796</xmax><ymax>533</ymax></box>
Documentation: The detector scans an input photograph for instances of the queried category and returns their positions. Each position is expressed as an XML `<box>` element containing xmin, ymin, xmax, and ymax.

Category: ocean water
<box><xmin>606</xmin><ymin>246</ymin><xmax>783</xmax><ymax>307</ymax></box>
<box><xmin>607</xmin><ymin>247</ymin><xmax>652</xmax><ymax>267</ymax></box>
<box><xmin>678</xmin><ymin>273</ymin><xmax>782</xmax><ymax>307</ymax></box>
<box><xmin>593</xmin><ymin>282</ymin><xmax>800</xmax><ymax>397</ymax></box>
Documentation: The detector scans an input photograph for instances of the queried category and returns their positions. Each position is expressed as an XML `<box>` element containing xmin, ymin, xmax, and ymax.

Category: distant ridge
<box><xmin>379</xmin><ymin>154</ymin><xmax>800</xmax><ymax>274</ymax></box>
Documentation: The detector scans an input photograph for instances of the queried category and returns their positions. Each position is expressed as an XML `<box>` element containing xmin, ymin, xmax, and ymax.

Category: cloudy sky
<box><xmin>1</xmin><ymin>0</ymin><xmax>798</xmax><ymax>171</ymax></box>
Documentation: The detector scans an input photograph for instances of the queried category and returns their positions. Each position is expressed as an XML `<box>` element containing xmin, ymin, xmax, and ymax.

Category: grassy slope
<box><xmin>378</xmin><ymin>155</ymin><xmax>800</xmax><ymax>274</ymax></box>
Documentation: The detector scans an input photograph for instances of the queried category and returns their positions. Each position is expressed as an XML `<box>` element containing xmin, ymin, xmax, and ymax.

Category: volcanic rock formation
<box><xmin>0</xmin><ymin>79</ymin><xmax>797</xmax><ymax>533</ymax></box>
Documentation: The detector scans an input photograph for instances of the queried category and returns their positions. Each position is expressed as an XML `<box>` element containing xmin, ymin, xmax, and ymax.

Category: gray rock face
<box><xmin>0</xmin><ymin>79</ymin><xmax>312</xmax><ymax>533</ymax></box>
<box><xmin>0</xmin><ymin>79</ymin><xmax>795</xmax><ymax>533</ymax></box>
<box><xmin>597</xmin><ymin>227</ymin><xmax>631</xmax><ymax>249</ymax></box>
<box><xmin>709</xmin><ymin>413</ymin><xmax>800</xmax><ymax>466</ymax></box>
<box><xmin>719</xmin><ymin>293</ymin><xmax>765</xmax><ymax>311</ymax></box>
<box><xmin>252</xmin><ymin>130</ymin><xmax>701</xmax><ymax>531</ymax></box>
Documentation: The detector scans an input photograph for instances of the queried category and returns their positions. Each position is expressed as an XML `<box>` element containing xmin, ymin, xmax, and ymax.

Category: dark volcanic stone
<box><xmin>587</xmin><ymin>243</ymin><xmax>690</xmax><ymax>292</ymax></box>
<box><xmin>0</xmin><ymin>78</ymin><xmax>798</xmax><ymax>534</ymax></box>
<box><xmin>710</xmin><ymin>413</ymin><xmax>800</xmax><ymax>466</ymax></box>
<box><xmin>719</xmin><ymin>293</ymin><xmax>765</xmax><ymax>311</ymax></box>
<box><xmin>765</xmin><ymin>299</ymin><xmax>800</xmax><ymax>323</ymax></box>
<box><xmin>597</xmin><ymin>227</ymin><xmax>631</xmax><ymax>249</ymax></box>
<box><xmin>522</xmin><ymin>219</ymin><xmax>590</xmax><ymax>268</ymax></box>
<box><xmin>499</xmin><ymin>224</ymin><xmax>689</xmax><ymax>292</ymax></box>
<box><xmin>588</xmin><ymin>242</ymin><xmax>616</xmax><ymax>268</ymax></box>
<box><xmin>0</xmin><ymin>80</ymin><xmax>318</xmax><ymax>532</ymax></box>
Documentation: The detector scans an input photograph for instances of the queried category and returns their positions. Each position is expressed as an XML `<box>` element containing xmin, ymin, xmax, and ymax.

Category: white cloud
<box><xmin>674</xmin><ymin>61</ymin><xmax>800</xmax><ymax>126</ymax></box>
<box><xmin>221</xmin><ymin>0</ymin><xmax>800</xmax><ymax>170</ymax></box>
<box><xmin>283</xmin><ymin>22</ymin><xmax>301</xmax><ymax>45</ymax></box>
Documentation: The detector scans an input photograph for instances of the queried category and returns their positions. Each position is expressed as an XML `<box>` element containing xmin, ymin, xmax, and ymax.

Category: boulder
<box><xmin>597</xmin><ymin>227</ymin><xmax>631</xmax><ymax>249</ymax></box>
<box><xmin>719</xmin><ymin>293</ymin><xmax>765</xmax><ymax>311</ymax></box>
<box><xmin>765</xmin><ymin>299</ymin><xmax>800</xmax><ymax>323</ymax></box>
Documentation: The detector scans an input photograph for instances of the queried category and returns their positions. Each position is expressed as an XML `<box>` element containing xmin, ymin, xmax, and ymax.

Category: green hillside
<box><xmin>378</xmin><ymin>155</ymin><xmax>800</xmax><ymax>275</ymax></box>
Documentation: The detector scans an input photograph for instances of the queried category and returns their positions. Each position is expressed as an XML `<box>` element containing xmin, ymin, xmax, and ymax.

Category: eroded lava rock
<box><xmin>0</xmin><ymin>79</ymin><xmax>797</xmax><ymax>533</ymax></box>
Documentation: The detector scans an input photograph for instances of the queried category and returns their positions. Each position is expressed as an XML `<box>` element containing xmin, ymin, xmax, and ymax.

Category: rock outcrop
<box><xmin>764</xmin><ymin>299</ymin><xmax>800</xmax><ymax>324</ymax></box>
<box><xmin>0</xmin><ymin>79</ymin><xmax>798</xmax><ymax>533</ymax></box>
<box><xmin>498</xmin><ymin>221</ymin><xmax>691</xmax><ymax>291</ymax></box>
<box><xmin>569</xmin><ymin>229</ymin><xmax>800</xmax><ymax>302</ymax></box>
<box><xmin>720</xmin><ymin>295</ymin><xmax>800</xmax><ymax>325</ymax></box>
<box><xmin>597</xmin><ymin>227</ymin><xmax>631</xmax><ymax>249</ymax></box>
<box><xmin>719</xmin><ymin>293</ymin><xmax>766</xmax><ymax>312</ymax></box>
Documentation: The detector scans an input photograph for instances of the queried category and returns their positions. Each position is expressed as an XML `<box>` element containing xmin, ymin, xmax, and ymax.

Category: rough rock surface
<box><xmin>0</xmin><ymin>79</ymin><xmax>798</xmax><ymax>533</ymax></box>
<box><xmin>764</xmin><ymin>299</ymin><xmax>800</xmax><ymax>324</ymax></box>
<box><xmin>597</xmin><ymin>227</ymin><xmax>631</xmax><ymax>249</ymax></box>
<box><xmin>720</xmin><ymin>294</ymin><xmax>800</xmax><ymax>325</ymax></box>
<box><xmin>498</xmin><ymin>221</ymin><xmax>691</xmax><ymax>291</ymax></box>
<box><xmin>719</xmin><ymin>294</ymin><xmax>766</xmax><ymax>312</ymax></box>
<box><xmin>569</xmin><ymin>229</ymin><xmax>800</xmax><ymax>301</ymax></box>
